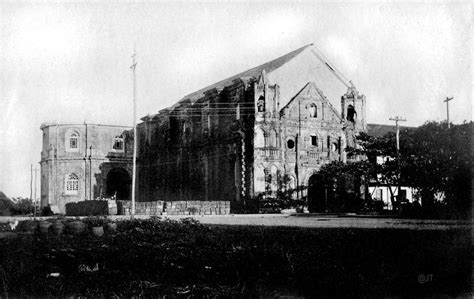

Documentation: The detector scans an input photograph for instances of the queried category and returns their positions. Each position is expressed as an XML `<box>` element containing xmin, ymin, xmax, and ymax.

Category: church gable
<box><xmin>280</xmin><ymin>82</ymin><xmax>341</xmax><ymax>122</ymax></box>
<box><xmin>266</xmin><ymin>46</ymin><xmax>348</xmax><ymax>112</ymax></box>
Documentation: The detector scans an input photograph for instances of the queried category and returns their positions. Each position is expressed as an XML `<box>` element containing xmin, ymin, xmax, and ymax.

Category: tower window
<box><xmin>70</xmin><ymin>133</ymin><xmax>78</xmax><ymax>148</ymax></box>
<box><xmin>309</xmin><ymin>104</ymin><xmax>317</xmax><ymax>118</ymax></box>
<box><xmin>113</xmin><ymin>136</ymin><xmax>124</xmax><ymax>151</ymax></box>
<box><xmin>311</xmin><ymin>135</ymin><xmax>318</xmax><ymax>146</ymax></box>
<box><xmin>257</xmin><ymin>96</ymin><xmax>265</xmax><ymax>112</ymax></box>
<box><xmin>67</xmin><ymin>132</ymin><xmax>79</xmax><ymax>151</ymax></box>
<box><xmin>287</xmin><ymin>139</ymin><xmax>295</xmax><ymax>149</ymax></box>
<box><xmin>347</xmin><ymin>104</ymin><xmax>357</xmax><ymax>122</ymax></box>
<box><xmin>65</xmin><ymin>173</ymin><xmax>79</xmax><ymax>194</ymax></box>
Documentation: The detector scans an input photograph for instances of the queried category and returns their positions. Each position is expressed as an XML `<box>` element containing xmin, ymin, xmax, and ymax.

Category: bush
<box><xmin>9</xmin><ymin>199</ymin><xmax>34</xmax><ymax>215</ymax></box>
<box><xmin>41</xmin><ymin>205</ymin><xmax>54</xmax><ymax>216</ymax></box>
<box><xmin>65</xmin><ymin>200</ymin><xmax>108</xmax><ymax>216</ymax></box>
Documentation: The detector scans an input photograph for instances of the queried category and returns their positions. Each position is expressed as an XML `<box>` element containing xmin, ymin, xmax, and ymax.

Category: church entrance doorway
<box><xmin>106</xmin><ymin>168</ymin><xmax>131</xmax><ymax>201</ymax></box>
<box><xmin>308</xmin><ymin>174</ymin><xmax>327</xmax><ymax>212</ymax></box>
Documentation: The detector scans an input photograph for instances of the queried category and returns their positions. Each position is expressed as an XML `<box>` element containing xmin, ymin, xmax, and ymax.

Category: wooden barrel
<box><xmin>38</xmin><ymin>221</ymin><xmax>51</xmax><ymax>234</ymax></box>
<box><xmin>92</xmin><ymin>226</ymin><xmax>104</xmax><ymax>237</ymax></box>
<box><xmin>52</xmin><ymin>221</ymin><xmax>65</xmax><ymax>235</ymax></box>
<box><xmin>108</xmin><ymin>200</ymin><xmax>118</xmax><ymax>215</ymax></box>
<box><xmin>106</xmin><ymin>222</ymin><xmax>117</xmax><ymax>232</ymax></box>
<box><xmin>68</xmin><ymin>221</ymin><xmax>86</xmax><ymax>234</ymax></box>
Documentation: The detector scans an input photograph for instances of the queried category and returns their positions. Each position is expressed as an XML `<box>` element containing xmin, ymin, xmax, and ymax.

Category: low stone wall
<box><xmin>116</xmin><ymin>200</ymin><xmax>230</xmax><ymax>215</ymax></box>
<box><xmin>117</xmin><ymin>201</ymin><xmax>164</xmax><ymax>216</ymax></box>
<box><xmin>166</xmin><ymin>201</ymin><xmax>230</xmax><ymax>215</ymax></box>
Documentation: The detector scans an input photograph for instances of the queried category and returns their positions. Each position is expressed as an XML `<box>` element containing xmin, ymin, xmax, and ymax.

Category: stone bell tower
<box><xmin>341</xmin><ymin>83</ymin><xmax>366</xmax><ymax>151</ymax></box>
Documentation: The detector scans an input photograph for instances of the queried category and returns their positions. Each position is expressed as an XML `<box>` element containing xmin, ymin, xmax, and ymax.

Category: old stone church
<box><xmin>136</xmin><ymin>44</ymin><xmax>366</xmax><ymax>209</ymax></box>
<box><xmin>40</xmin><ymin>44</ymin><xmax>366</xmax><ymax>213</ymax></box>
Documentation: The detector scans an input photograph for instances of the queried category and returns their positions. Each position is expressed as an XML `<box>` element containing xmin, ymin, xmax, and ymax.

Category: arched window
<box><xmin>309</xmin><ymin>103</ymin><xmax>317</xmax><ymax>118</ymax></box>
<box><xmin>287</xmin><ymin>139</ymin><xmax>295</xmax><ymax>149</ymax></box>
<box><xmin>310</xmin><ymin>135</ymin><xmax>318</xmax><ymax>147</ymax></box>
<box><xmin>183</xmin><ymin>122</ymin><xmax>191</xmax><ymax>137</ymax></box>
<box><xmin>347</xmin><ymin>104</ymin><xmax>357</xmax><ymax>122</ymax></box>
<box><xmin>257</xmin><ymin>96</ymin><xmax>265</xmax><ymax>112</ymax></box>
<box><xmin>68</xmin><ymin>132</ymin><xmax>79</xmax><ymax>151</ymax></box>
<box><xmin>65</xmin><ymin>173</ymin><xmax>79</xmax><ymax>195</ymax></box>
<box><xmin>113</xmin><ymin>135</ymin><xmax>124</xmax><ymax>151</ymax></box>
<box><xmin>263</xmin><ymin>130</ymin><xmax>270</xmax><ymax>147</ymax></box>
<box><xmin>269</xmin><ymin>129</ymin><xmax>278</xmax><ymax>147</ymax></box>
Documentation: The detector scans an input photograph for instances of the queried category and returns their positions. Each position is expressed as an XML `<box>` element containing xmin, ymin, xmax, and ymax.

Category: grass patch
<box><xmin>0</xmin><ymin>218</ymin><xmax>470</xmax><ymax>297</ymax></box>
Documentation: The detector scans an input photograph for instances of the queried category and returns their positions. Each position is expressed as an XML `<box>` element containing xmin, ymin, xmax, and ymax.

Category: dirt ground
<box><xmin>0</xmin><ymin>214</ymin><xmax>469</xmax><ymax>230</ymax></box>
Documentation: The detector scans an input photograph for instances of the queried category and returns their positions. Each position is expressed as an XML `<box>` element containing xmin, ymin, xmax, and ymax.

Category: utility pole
<box><xmin>30</xmin><ymin>164</ymin><xmax>33</xmax><ymax>201</ymax></box>
<box><xmin>443</xmin><ymin>97</ymin><xmax>453</xmax><ymax>129</ymax></box>
<box><xmin>89</xmin><ymin>146</ymin><xmax>92</xmax><ymax>201</ymax></box>
<box><xmin>33</xmin><ymin>167</ymin><xmax>38</xmax><ymax>218</ymax></box>
<box><xmin>130</xmin><ymin>47</ymin><xmax>138</xmax><ymax>219</ymax></box>
<box><xmin>389</xmin><ymin>116</ymin><xmax>407</xmax><ymax>205</ymax></box>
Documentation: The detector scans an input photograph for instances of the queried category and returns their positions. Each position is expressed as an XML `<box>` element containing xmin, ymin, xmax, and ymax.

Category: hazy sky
<box><xmin>1</xmin><ymin>1</ymin><xmax>471</xmax><ymax>197</ymax></box>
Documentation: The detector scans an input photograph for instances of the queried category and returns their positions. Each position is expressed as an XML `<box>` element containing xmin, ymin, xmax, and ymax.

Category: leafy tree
<box><xmin>314</xmin><ymin>161</ymin><xmax>372</xmax><ymax>212</ymax></box>
<box><xmin>400</xmin><ymin>121</ymin><xmax>471</xmax><ymax>218</ymax></box>
<box><xmin>9</xmin><ymin>197</ymin><xmax>34</xmax><ymax>215</ymax></box>
<box><xmin>344</xmin><ymin>132</ymin><xmax>402</xmax><ymax>209</ymax></box>
<box><xmin>318</xmin><ymin>121</ymin><xmax>471</xmax><ymax>218</ymax></box>
<box><xmin>0</xmin><ymin>191</ymin><xmax>13</xmax><ymax>216</ymax></box>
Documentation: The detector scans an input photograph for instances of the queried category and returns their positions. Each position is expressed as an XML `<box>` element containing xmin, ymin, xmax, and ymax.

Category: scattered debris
<box><xmin>78</xmin><ymin>263</ymin><xmax>99</xmax><ymax>272</ymax></box>
<box><xmin>8</xmin><ymin>220</ymin><xmax>18</xmax><ymax>231</ymax></box>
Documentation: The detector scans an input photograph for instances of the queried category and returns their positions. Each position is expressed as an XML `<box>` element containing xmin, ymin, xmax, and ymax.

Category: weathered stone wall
<box><xmin>117</xmin><ymin>200</ymin><xmax>230</xmax><ymax>215</ymax></box>
<box><xmin>137</xmin><ymin>79</ymin><xmax>255</xmax><ymax>209</ymax></box>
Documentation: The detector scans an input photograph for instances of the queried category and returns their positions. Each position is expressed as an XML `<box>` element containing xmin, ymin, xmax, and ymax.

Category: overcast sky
<box><xmin>1</xmin><ymin>1</ymin><xmax>471</xmax><ymax>198</ymax></box>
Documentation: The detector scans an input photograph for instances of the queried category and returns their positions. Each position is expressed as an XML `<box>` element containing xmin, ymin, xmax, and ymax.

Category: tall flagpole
<box><xmin>130</xmin><ymin>47</ymin><xmax>138</xmax><ymax>219</ymax></box>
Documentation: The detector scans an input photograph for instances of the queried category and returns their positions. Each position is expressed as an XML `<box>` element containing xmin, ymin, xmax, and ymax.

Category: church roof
<box><xmin>177</xmin><ymin>44</ymin><xmax>313</xmax><ymax>104</ymax></box>
<box><xmin>158</xmin><ymin>43</ymin><xmax>354</xmax><ymax>115</ymax></box>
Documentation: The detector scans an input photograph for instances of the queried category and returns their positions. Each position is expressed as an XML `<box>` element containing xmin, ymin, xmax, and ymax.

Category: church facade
<box><xmin>136</xmin><ymin>44</ymin><xmax>366</xmax><ymax>210</ymax></box>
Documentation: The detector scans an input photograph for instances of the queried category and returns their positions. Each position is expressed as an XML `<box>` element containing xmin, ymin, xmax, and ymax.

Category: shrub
<box><xmin>65</xmin><ymin>200</ymin><xmax>108</xmax><ymax>216</ymax></box>
<box><xmin>9</xmin><ymin>198</ymin><xmax>34</xmax><ymax>215</ymax></box>
<box><xmin>41</xmin><ymin>205</ymin><xmax>54</xmax><ymax>216</ymax></box>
